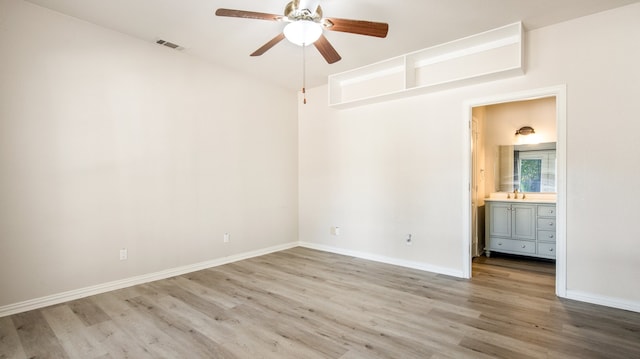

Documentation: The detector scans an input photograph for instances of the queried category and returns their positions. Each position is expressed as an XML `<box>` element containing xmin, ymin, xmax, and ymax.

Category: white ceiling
<box><xmin>25</xmin><ymin>0</ymin><xmax>640</xmax><ymax>91</ymax></box>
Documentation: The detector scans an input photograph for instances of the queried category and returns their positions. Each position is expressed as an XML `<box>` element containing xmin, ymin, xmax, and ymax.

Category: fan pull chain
<box><xmin>302</xmin><ymin>44</ymin><xmax>307</xmax><ymax>104</ymax></box>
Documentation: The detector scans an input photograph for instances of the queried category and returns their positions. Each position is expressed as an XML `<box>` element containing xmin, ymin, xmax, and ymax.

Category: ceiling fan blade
<box><xmin>313</xmin><ymin>34</ymin><xmax>341</xmax><ymax>64</ymax></box>
<box><xmin>251</xmin><ymin>33</ymin><xmax>286</xmax><ymax>56</ymax></box>
<box><xmin>322</xmin><ymin>18</ymin><xmax>389</xmax><ymax>38</ymax></box>
<box><xmin>215</xmin><ymin>8</ymin><xmax>284</xmax><ymax>21</ymax></box>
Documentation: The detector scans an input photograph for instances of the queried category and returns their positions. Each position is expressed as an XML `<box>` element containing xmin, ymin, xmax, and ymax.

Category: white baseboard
<box><xmin>4</xmin><ymin>241</ymin><xmax>638</xmax><ymax>317</ymax></box>
<box><xmin>565</xmin><ymin>290</ymin><xmax>640</xmax><ymax>313</ymax></box>
<box><xmin>0</xmin><ymin>242</ymin><xmax>298</xmax><ymax>318</ymax></box>
<box><xmin>298</xmin><ymin>241</ymin><xmax>465</xmax><ymax>278</ymax></box>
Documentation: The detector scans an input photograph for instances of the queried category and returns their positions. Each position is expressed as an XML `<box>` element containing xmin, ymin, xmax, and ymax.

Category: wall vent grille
<box><xmin>156</xmin><ymin>39</ymin><xmax>184</xmax><ymax>50</ymax></box>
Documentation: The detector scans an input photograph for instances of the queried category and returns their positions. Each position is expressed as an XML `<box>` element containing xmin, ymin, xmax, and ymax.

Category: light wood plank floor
<box><xmin>1</xmin><ymin>247</ymin><xmax>639</xmax><ymax>358</ymax></box>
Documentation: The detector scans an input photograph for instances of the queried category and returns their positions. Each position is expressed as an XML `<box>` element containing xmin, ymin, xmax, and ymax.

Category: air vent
<box><xmin>156</xmin><ymin>39</ymin><xmax>184</xmax><ymax>51</ymax></box>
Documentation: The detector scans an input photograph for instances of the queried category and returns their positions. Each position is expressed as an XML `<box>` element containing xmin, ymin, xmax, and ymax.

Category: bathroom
<box><xmin>471</xmin><ymin>96</ymin><xmax>557</xmax><ymax>262</ymax></box>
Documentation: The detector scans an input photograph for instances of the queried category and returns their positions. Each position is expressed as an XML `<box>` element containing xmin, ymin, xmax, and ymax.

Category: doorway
<box><xmin>462</xmin><ymin>85</ymin><xmax>567</xmax><ymax>297</ymax></box>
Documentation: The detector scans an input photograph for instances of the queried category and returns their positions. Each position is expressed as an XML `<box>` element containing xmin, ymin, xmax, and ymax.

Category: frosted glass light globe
<box><xmin>284</xmin><ymin>20</ymin><xmax>322</xmax><ymax>46</ymax></box>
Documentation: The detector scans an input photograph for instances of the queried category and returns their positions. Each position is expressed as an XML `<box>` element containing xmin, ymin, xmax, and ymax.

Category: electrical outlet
<box><xmin>119</xmin><ymin>248</ymin><xmax>128</xmax><ymax>260</ymax></box>
<box><xmin>223</xmin><ymin>233</ymin><xmax>230</xmax><ymax>243</ymax></box>
<box><xmin>331</xmin><ymin>226</ymin><xmax>341</xmax><ymax>236</ymax></box>
<box><xmin>405</xmin><ymin>234</ymin><xmax>413</xmax><ymax>246</ymax></box>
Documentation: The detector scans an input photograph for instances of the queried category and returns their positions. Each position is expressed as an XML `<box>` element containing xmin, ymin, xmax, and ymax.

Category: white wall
<box><xmin>299</xmin><ymin>3</ymin><xmax>640</xmax><ymax>306</ymax></box>
<box><xmin>0</xmin><ymin>0</ymin><xmax>298</xmax><ymax>307</ymax></box>
<box><xmin>484</xmin><ymin>97</ymin><xmax>557</xmax><ymax>147</ymax></box>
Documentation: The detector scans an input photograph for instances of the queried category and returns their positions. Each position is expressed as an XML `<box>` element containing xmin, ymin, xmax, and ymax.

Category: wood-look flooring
<box><xmin>1</xmin><ymin>247</ymin><xmax>639</xmax><ymax>358</ymax></box>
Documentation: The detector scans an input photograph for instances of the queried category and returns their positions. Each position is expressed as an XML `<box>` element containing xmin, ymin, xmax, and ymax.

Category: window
<box><xmin>515</xmin><ymin>150</ymin><xmax>556</xmax><ymax>192</ymax></box>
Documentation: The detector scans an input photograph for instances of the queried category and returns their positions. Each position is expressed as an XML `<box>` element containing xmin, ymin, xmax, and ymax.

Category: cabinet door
<box><xmin>512</xmin><ymin>204</ymin><xmax>536</xmax><ymax>240</ymax></box>
<box><xmin>489</xmin><ymin>203</ymin><xmax>511</xmax><ymax>237</ymax></box>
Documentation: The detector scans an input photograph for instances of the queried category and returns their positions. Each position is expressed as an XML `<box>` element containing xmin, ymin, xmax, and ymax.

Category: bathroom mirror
<box><xmin>498</xmin><ymin>142</ymin><xmax>556</xmax><ymax>192</ymax></box>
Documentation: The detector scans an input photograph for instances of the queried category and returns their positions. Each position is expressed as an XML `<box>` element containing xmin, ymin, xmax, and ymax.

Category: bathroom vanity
<box><xmin>484</xmin><ymin>198</ymin><xmax>556</xmax><ymax>259</ymax></box>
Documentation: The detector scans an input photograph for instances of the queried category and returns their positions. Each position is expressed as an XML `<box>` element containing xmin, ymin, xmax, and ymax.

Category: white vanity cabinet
<box><xmin>485</xmin><ymin>200</ymin><xmax>556</xmax><ymax>259</ymax></box>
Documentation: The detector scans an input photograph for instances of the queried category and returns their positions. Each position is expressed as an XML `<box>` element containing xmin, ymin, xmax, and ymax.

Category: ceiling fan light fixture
<box><xmin>284</xmin><ymin>20</ymin><xmax>322</xmax><ymax>46</ymax></box>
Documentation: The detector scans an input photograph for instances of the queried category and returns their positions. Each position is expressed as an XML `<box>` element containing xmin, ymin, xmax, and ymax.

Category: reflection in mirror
<box><xmin>498</xmin><ymin>142</ymin><xmax>556</xmax><ymax>192</ymax></box>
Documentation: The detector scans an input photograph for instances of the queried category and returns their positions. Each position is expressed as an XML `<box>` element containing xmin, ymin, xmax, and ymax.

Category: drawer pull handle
<box><xmin>549</xmin><ymin>234</ymin><xmax>554</xmax><ymax>238</ymax></box>
<box><xmin>498</xmin><ymin>242</ymin><xmax>502</xmax><ymax>246</ymax></box>
<box><xmin>522</xmin><ymin>245</ymin><xmax>526</xmax><ymax>248</ymax></box>
<box><xmin>550</xmin><ymin>210</ymin><xmax>554</xmax><ymax>214</ymax></box>
<box><xmin>549</xmin><ymin>222</ymin><xmax>554</xmax><ymax>226</ymax></box>
<box><xmin>549</xmin><ymin>248</ymin><xmax>554</xmax><ymax>252</ymax></box>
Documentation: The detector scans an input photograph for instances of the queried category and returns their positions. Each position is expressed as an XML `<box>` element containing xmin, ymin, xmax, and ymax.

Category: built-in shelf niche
<box><xmin>328</xmin><ymin>22</ymin><xmax>523</xmax><ymax>108</ymax></box>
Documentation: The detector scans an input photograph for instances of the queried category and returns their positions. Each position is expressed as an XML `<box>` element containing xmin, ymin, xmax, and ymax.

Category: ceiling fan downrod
<box><xmin>302</xmin><ymin>44</ymin><xmax>307</xmax><ymax>104</ymax></box>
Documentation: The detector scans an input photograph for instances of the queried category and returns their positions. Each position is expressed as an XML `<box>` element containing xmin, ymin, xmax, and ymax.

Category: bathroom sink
<box><xmin>485</xmin><ymin>192</ymin><xmax>557</xmax><ymax>203</ymax></box>
<box><xmin>484</xmin><ymin>197</ymin><xmax>556</xmax><ymax>203</ymax></box>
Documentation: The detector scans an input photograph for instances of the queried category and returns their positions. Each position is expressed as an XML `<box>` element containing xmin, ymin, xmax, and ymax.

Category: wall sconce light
<box><xmin>514</xmin><ymin>126</ymin><xmax>540</xmax><ymax>145</ymax></box>
<box><xmin>515</xmin><ymin>126</ymin><xmax>535</xmax><ymax>136</ymax></box>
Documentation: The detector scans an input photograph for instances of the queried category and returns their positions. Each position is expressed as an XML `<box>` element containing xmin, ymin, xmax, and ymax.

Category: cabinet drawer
<box><xmin>537</xmin><ymin>242</ymin><xmax>556</xmax><ymax>258</ymax></box>
<box><xmin>537</xmin><ymin>218</ymin><xmax>556</xmax><ymax>230</ymax></box>
<box><xmin>538</xmin><ymin>230</ymin><xmax>556</xmax><ymax>242</ymax></box>
<box><xmin>538</xmin><ymin>206</ymin><xmax>556</xmax><ymax>217</ymax></box>
<box><xmin>490</xmin><ymin>238</ymin><xmax>536</xmax><ymax>255</ymax></box>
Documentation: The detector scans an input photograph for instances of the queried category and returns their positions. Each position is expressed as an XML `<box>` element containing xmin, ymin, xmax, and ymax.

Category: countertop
<box><xmin>484</xmin><ymin>198</ymin><xmax>556</xmax><ymax>204</ymax></box>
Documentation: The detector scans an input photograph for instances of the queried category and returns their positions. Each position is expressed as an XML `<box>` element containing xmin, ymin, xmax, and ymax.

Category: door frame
<box><xmin>461</xmin><ymin>85</ymin><xmax>567</xmax><ymax>298</ymax></box>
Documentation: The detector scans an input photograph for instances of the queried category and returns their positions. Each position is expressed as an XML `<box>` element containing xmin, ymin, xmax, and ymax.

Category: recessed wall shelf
<box><xmin>328</xmin><ymin>22</ymin><xmax>524</xmax><ymax>108</ymax></box>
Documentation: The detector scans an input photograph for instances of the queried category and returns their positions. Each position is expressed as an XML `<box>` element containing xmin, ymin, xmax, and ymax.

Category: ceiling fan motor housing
<box><xmin>285</xmin><ymin>0</ymin><xmax>323</xmax><ymax>22</ymax></box>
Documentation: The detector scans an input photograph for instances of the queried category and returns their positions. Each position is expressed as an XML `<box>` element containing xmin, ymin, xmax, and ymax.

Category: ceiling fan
<box><xmin>215</xmin><ymin>0</ymin><xmax>389</xmax><ymax>64</ymax></box>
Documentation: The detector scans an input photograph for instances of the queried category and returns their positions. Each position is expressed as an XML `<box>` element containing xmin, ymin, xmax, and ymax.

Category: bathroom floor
<box><xmin>473</xmin><ymin>252</ymin><xmax>556</xmax><ymax>276</ymax></box>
